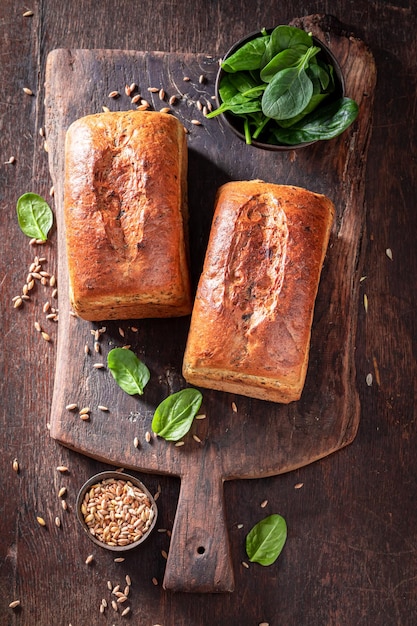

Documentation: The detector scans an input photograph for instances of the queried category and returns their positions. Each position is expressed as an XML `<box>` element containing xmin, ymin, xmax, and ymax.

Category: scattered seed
<box><xmin>125</xmin><ymin>574</ymin><xmax>131</xmax><ymax>586</ymax></box>
<box><xmin>23</xmin><ymin>87</ymin><xmax>33</xmax><ymax>95</ymax></box>
<box><xmin>145</xmin><ymin>431</ymin><xmax>151</xmax><ymax>443</ymax></box>
<box><xmin>294</xmin><ymin>482</ymin><xmax>304</xmax><ymax>489</ymax></box>
<box><xmin>98</xmin><ymin>405</ymin><xmax>109</xmax><ymax>411</ymax></box>
<box><xmin>131</xmin><ymin>94</ymin><xmax>141</xmax><ymax>104</ymax></box>
<box><xmin>55</xmin><ymin>516</ymin><xmax>61</xmax><ymax>527</ymax></box>
<box><xmin>61</xmin><ymin>500</ymin><xmax>68</xmax><ymax>511</ymax></box>
<box><xmin>259</xmin><ymin>622</ymin><xmax>270</xmax><ymax>626</ymax></box>
<box><xmin>129</xmin><ymin>82</ymin><xmax>137</xmax><ymax>92</ymax></box>
<box><xmin>183</xmin><ymin>76</ymin><xmax>190</xmax><ymax>81</ymax></box>
<box><xmin>124</xmin><ymin>585</ymin><xmax>130</xmax><ymax>596</ymax></box>
<box><xmin>192</xmin><ymin>434</ymin><xmax>202</xmax><ymax>443</ymax></box>
<box><xmin>9</xmin><ymin>600</ymin><xmax>21</xmax><ymax>609</ymax></box>
<box><xmin>99</xmin><ymin>604</ymin><xmax>105</xmax><ymax>614</ymax></box>
<box><xmin>37</xmin><ymin>516</ymin><xmax>46</xmax><ymax>526</ymax></box>
<box><xmin>195</xmin><ymin>414</ymin><xmax>206</xmax><ymax>420</ymax></box>
<box><xmin>56</xmin><ymin>465</ymin><xmax>69</xmax><ymax>473</ymax></box>
<box><xmin>116</xmin><ymin>595</ymin><xmax>128</xmax><ymax>603</ymax></box>
<box><xmin>148</xmin><ymin>87</ymin><xmax>159</xmax><ymax>93</ymax></box>
<box><xmin>363</xmin><ymin>293</ymin><xmax>368</xmax><ymax>313</ymax></box>
<box><xmin>50</xmin><ymin>186</ymin><xmax>55</xmax><ymax>197</ymax></box>
<box><xmin>231</xmin><ymin>401</ymin><xmax>238</xmax><ymax>413</ymax></box>
<box><xmin>85</xmin><ymin>554</ymin><xmax>94</xmax><ymax>565</ymax></box>
<box><xmin>52</xmin><ymin>288</ymin><xmax>58</xmax><ymax>299</ymax></box>
<box><xmin>94</xmin><ymin>341</ymin><xmax>100</xmax><ymax>353</ymax></box>
<box><xmin>13</xmin><ymin>297</ymin><xmax>23</xmax><ymax>309</ymax></box>
<box><xmin>158</xmin><ymin>88</ymin><xmax>165</xmax><ymax>100</ymax></box>
<box><xmin>114</xmin><ymin>557</ymin><xmax>125</xmax><ymax>562</ymax></box>
<box><xmin>125</xmin><ymin>84</ymin><xmax>132</xmax><ymax>96</ymax></box>
<box><xmin>79</xmin><ymin>407</ymin><xmax>90</xmax><ymax>416</ymax></box>
<box><xmin>161</xmin><ymin>549</ymin><xmax>168</xmax><ymax>559</ymax></box>
<box><xmin>237</xmin><ymin>523</ymin><xmax>244</xmax><ymax>529</ymax></box>
<box><xmin>366</xmin><ymin>373</ymin><xmax>373</xmax><ymax>386</ymax></box>
<box><xmin>65</xmin><ymin>403</ymin><xmax>78</xmax><ymax>411</ymax></box>
<box><xmin>174</xmin><ymin>441</ymin><xmax>185</xmax><ymax>447</ymax></box>
<box><xmin>12</xmin><ymin>458</ymin><xmax>19</xmax><ymax>472</ymax></box>
<box><xmin>118</xmin><ymin>327</ymin><xmax>125</xmax><ymax>337</ymax></box>
<box><xmin>4</xmin><ymin>155</ymin><xmax>16</xmax><ymax>164</ymax></box>
<box><xmin>84</xmin><ymin>344</ymin><xmax>90</xmax><ymax>355</ymax></box>
<box><xmin>191</xmin><ymin>119</ymin><xmax>202</xmax><ymax>125</ymax></box>
<box><xmin>169</xmin><ymin>95</ymin><xmax>178</xmax><ymax>105</ymax></box>
<box><xmin>133</xmin><ymin>437</ymin><xmax>139</xmax><ymax>448</ymax></box>
<box><xmin>152</xmin><ymin>577</ymin><xmax>158</xmax><ymax>585</ymax></box>
<box><xmin>23</xmin><ymin>10</ymin><xmax>34</xmax><ymax>16</ymax></box>
<box><xmin>93</xmin><ymin>363</ymin><xmax>105</xmax><ymax>370</ymax></box>
<box><xmin>160</xmin><ymin>107</ymin><xmax>171</xmax><ymax>114</ymax></box>
<box><xmin>386</xmin><ymin>247</ymin><xmax>393</xmax><ymax>260</ymax></box>
<box><xmin>121</xmin><ymin>606</ymin><xmax>131</xmax><ymax>616</ymax></box>
<box><xmin>58</xmin><ymin>487</ymin><xmax>67</xmax><ymax>498</ymax></box>
<box><xmin>108</xmin><ymin>90</ymin><xmax>120</xmax><ymax>98</ymax></box>
<box><xmin>138</xmin><ymin>101</ymin><xmax>150</xmax><ymax>110</ymax></box>
<box><xmin>102</xmin><ymin>105</ymin><xmax>110</xmax><ymax>113</ymax></box>
<box><xmin>199</xmin><ymin>74</ymin><xmax>206</xmax><ymax>84</ymax></box>
<box><xmin>260</xmin><ymin>499</ymin><xmax>268</xmax><ymax>508</ymax></box>
<box><xmin>196</xmin><ymin>100</ymin><xmax>203</xmax><ymax>111</ymax></box>
<box><xmin>241</xmin><ymin>561</ymin><xmax>249</xmax><ymax>569</ymax></box>
<box><xmin>111</xmin><ymin>600</ymin><xmax>118</xmax><ymax>612</ymax></box>
<box><xmin>41</xmin><ymin>331</ymin><xmax>51</xmax><ymax>342</ymax></box>
<box><xmin>107</xmin><ymin>580</ymin><xmax>113</xmax><ymax>590</ymax></box>
<box><xmin>203</xmin><ymin>105</ymin><xmax>208</xmax><ymax>116</ymax></box>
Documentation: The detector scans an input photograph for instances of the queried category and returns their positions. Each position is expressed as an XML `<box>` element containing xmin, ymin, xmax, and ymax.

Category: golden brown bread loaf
<box><xmin>182</xmin><ymin>180</ymin><xmax>335</xmax><ymax>403</ymax></box>
<box><xmin>64</xmin><ymin>110</ymin><xmax>192</xmax><ymax>321</ymax></box>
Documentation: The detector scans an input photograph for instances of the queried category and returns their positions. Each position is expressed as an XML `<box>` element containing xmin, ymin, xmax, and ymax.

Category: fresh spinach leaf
<box><xmin>262</xmin><ymin>46</ymin><xmax>320</xmax><ymax>120</ymax></box>
<box><xmin>16</xmin><ymin>192</ymin><xmax>53</xmax><ymax>241</ymax></box>
<box><xmin>260</xmin><ymin>48</ymin><xmax>304</xmax><ymax>82</ymax></box>
<box><xmin>270</xmin><ymin>25</ymin><xmax>313</xmax><ymax>53</ymax></box>
<box><xmin>107</xmin><ymin>348</ymin><xmax>150</xmax><ymax>396</ymax></box>
<box><xmin>151</xmin><ymin>388</ymin><xmax>203</xmax><ymax>441</ymax></box>
<box><xmin>246</xmin><ymin>514</ymin><xmax>287</xmax><ymax>566</ymax></box>
<box><xmin>273</xmin><ymin>97</ymin><xmax>359</xmax><ymax>144</ymax></box>
<box><xmin>221</xmin><ymin>34</ymin><xmax>270</xmax><ymax>72</ymax></box>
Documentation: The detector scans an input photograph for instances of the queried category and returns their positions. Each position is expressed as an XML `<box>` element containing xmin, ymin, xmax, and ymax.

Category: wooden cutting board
<box><xmin>45</xmin><ymin>15</ymin><xmax>376</xmax><ymax>593</ymax></box>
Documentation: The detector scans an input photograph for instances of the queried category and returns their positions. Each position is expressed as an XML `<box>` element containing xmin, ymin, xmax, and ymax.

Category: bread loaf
<box><xmin>64</xmin><ymin>110</ymin><xmax>192</xmax><ymax>321</ymax></box>
<box><xmin>182</xmin><ymin>180</ymin><xmax>335</xmax><ymax>403</ymax></box>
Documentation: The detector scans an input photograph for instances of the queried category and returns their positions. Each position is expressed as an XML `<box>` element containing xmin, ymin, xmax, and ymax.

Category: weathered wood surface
<box><xmin>1</xmin><ymin>0</ymin><xmax>416</xmax><ymax>623</ymax></box>
<box><xmin>44</xmin><ymin>16</ymin><xmax>375</xmax><ymax>593</ymax></box>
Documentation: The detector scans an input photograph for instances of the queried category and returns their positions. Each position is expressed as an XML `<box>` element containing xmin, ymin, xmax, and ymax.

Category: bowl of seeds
<box><xmin>76</xmin><ymin>471</ymin><xmax>158</xmax><ymax>551</ymax></box>
<box><xmin>207</xmin><ymin>24</ymin><xmax>358</xmax><ymax>150</ymax></box>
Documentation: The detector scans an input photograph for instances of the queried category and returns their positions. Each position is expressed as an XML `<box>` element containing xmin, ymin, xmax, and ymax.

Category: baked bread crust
<box><xmin>182</xmin><ymin>181</ymin><xmax>335</xmax><ymax>403</ymax></box>
<box><xmin>64</xmin><ymin>110</ymin><xmax>192</xmax><ymax>321</ymax></box>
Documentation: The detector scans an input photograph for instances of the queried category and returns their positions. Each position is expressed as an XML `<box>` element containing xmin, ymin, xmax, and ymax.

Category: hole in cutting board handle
<box><xmin>196</xmin><ymin>546</ymin><xmax>206</xmax><ymax>555</ymax></box>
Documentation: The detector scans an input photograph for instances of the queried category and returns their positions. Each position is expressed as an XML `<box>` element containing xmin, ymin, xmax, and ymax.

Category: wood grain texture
<box><xmin>44</xmin><ymin>16</ymin><xmax>376</xmax><ymax>592</ymax></box>
<box><xmin>1</xmin><ymin>0</ymin><xmax>416</xmax><ymax>623</ymax></box>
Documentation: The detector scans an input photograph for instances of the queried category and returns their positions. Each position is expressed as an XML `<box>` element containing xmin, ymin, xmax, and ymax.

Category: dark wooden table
<box><xmin>1</xmin><ymin>2</ymin><xmax>416</xmax><ymax>625</ymax></box>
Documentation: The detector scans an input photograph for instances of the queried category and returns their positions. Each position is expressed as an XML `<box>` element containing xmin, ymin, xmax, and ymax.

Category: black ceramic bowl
<box><xmin>76</xmin><ymin>471</ymin><xmax>158</xmax><ymax>551</ymax></box>
<box><xmin>214</xmin><ymin>27</ymin><xmax>345</xmax><ymax>151</ymax></box>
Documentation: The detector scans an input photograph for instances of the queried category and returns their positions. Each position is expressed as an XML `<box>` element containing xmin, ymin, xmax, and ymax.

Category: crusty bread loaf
<box><xmin>64</xmin><ymin>110</ymin><xmax>192</xmax><ymax>321</ymax></box>
<box><xmin>182</xmin><ymin>180</ymin><xmax>335</xmax><ymax>403</ymax></box>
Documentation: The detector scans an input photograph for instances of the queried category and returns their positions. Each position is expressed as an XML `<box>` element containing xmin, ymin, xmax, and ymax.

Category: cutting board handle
<box><xmin>163</xmin><ymin>461</ymin><xmax>234</xmax><ymax>593</ymax></box>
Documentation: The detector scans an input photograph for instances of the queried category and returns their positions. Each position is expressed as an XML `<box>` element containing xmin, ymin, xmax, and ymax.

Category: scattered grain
<box><xmin>65</xmin><ymin>403</ymin><xmax>78</xmax><ymax>411</ymax></box>
<box><xmin>114</xmin><ymin>557</ymin><xmax>125</xmax><ymax>562</ymax></box>
<box><xmin>231</xmin><ymin>401</ymin><xmax>238</xmax><ymax>413</ymax></box>
<box><xmin>160</xmin><ymin>107</ymin><xmax>171</xmax><ymax>114</ymax></box>
<box><xmin>259</xmin><ymin>622</ymin><xmax>270</xmax><ymax>626</ymax></box>
<box><xmin>195</xmin><ymin>414</ymin><xmax>206</xmax><ymax>420</ymax></box>
<box><xmin>13</xmin><ymin>297</ymin><xmax>23</xmax><ymax>309</ymax></box>
<box><xmin>57</xmin><ymin>465</ymin><xmax>69</xmax><ymax>473</ymax></box>
<box><xmin>169</xmin><ymin>95</ymin><xmax>178</xmax><ymax>105</ymax></box>
<box><xmin>23</xmin><ymin>87</ymin><xmax>33</xmax><ymax>95</ymax></box>
<box><xmin>55</xmin><ymin>516</ymin><xmax>61</xmax><ymax>527</ymax></box>
<box><xmin>41</xmin><ymin>331</ymin><xmax>51</xmax><ymax>342</ymax></box>
<box><xmin>98</xmin><ymin>405</ymin><xmax>109</xmax><ymax>411</ymax></box>
<box><xmin>183</xmin><ymin>76</ymin><xmax>190</xmax><ymax>81</ymax></box>
<box><xmin>147</xmin><ymin>87</ymin><xmax>159</xmax><ymax>93</ymax></box>
<box><xmin>237</xmin><ymin>523</ymin><xmax>244</xmax><ymax>529</ymax></box>
<box><xmin>118</xmin><ymin>327</ymin><xmax>125</xmax><ymax>337</ymax></box>
<box><xmin>108</xmin><ymin>90</ymin><xmax>120</xmax><ymax>98</ymax></box>
<box><xmin>133</xmin><ymin>437</ymin><xmax>139</xmax><ymax>448</ymax></box>
<box><xmin>129</xmin><ymin>82</ymin><xmax>137</xmax><ymax>92</ymax></box>
<box><xmin>9</xmin><ymin>600</ymin><xmax>21</xmax><ymax>609</ymax></box>
<box><xmin>158</xmin><ymin>88</ymin><xmax>165</xmax><ymax>100</ymax></box>
<box><xmin>52</xmin><ymin>288</ymin><xmax>58</xmax><ymax>299</ymax></box>
<box><xmin>260</xmin><ymin>499</ymin><xmax>268</xmax><ymax>508</ymax></box>
<box><xmin>363</xmin><ymin>293</ymin><xmax>368</xmax><ymax>313</ymax></box>
<box><xmin>85</xmin><ymin>554</ymin><xmax>94</xmax><ymax>565</ymax></box>
<box><xmin>125</xmin><ymin>84</ymin><xmax>132</xmax><ymax>96</ymax></box>
<box><xmin>93</xmin><ymin>363</ymin><xmax>105</xmax><ymax>369</ymax></box>
<box><xmin>4</xmin><ymin>156</ymin><xmax>16</xmax><ymax>164</ymax></box>
<box><xmin>12</xmin><ymin>458</ymin><xmax>19</xmax><ymax>472</ymax></box>
<box><xmin>161</xmin><ymin>549</ymin><xmax>168</xmax><ymax>559</ymax></box>
<box><xmin>111</xmin><ymin>600</ymin><xmax>118</xmax><ymax>612</ymax></box>
<box><xmin>366</xmin><ymin>373</ymin><xmax>373</xmax><ymax>386</ymax></box>
<box><xmin>84</xmin><ymin>344</ymin><xmax>90</xmax><ymax>355</ymax></box>
<box><xmin>294</xmin><ymin>482</ymin><xmax>304</xmax><ymax>489</ymax></box>
<box><xmin>242</xmin><ymin>561</ymin><xmax>250</xmax><ymax>569</ymax></box>
<box><xmin>23</xmin><ymin>10</ymin><xmax>34</xmax><ymax>16</ymax></box>
<box><xmin>124</xmin><ymin>584</ymin><xmax>130</xmax><ymax>596</ymax></box>
<box><xmin>174</xmin><ymin>441</ymin><xmax>185</xmax><ymax>447</ymax></box>
<box><xmin>199</xmin><ymin>74</ymin><xmax>206</xmax><ymax>84</ymax></box>
<box><xmin>36</xmin><ymin>516</ymin><xmax>46</xmax><ymax>526</ymax></box>
<box><xmin>58</xmin><ymin>487</ymin><xmax>67</xmax><ymax>498</ymax></box>
<box><xmin>145</xmin><ymin>431</ymin><xmax>151</xmax><ymax>443</ymax></box>
<box><xmin>131</xmin><ymin>94</ymin><xmax>141</xmax><ymax>104</ymax></box>
<box><xmin>94</xmin><ymin>341</ymin><xmax>100</xmax><ymax>353</ymax></box>
<box><xmin>116</xmin><ymin>595</ymin><xmax>128</xmax><ymax>603</ymax></box>
<box><xmin>152</xmin><ymin>577</ymin><xmax>158</xmax><ymax>585</ymax></box>
<box><xmin>196</xmin><ymin>100</ymin><xmax>203</xmax><ymax>111</ymax></box>
<box><xmin>192</xmin><ymin>434</ymin><xmax>202</xmax><ymax>443</ymax></box>
<box><xmin>107</xmin><ymin>580</ymin><xmax>113</xmax><ymax>590</ymax></box>
<box><xmin>50</xmin><ymin>186</ymin><xmax>55</xmax><ymax>197</ymax></box>
<box><xmin>121</xmin><ymin>606</ymin><xmax>131</xmax><ymax>616</ymax></box>
<box><xmin>191</xmin><ymin>119</ymin><xmax>202</xmax><ymax>125</ymax></box>
<box><xmin>102</xmin><ymin>105</ymin><xmax>110</xmax><ymax>113</ymax></box>
<box><xmin>125</xmin><ymin>574</ymin><xmax>131</xmax><ymax>586</ymax></box>
<box><xmin>79</xmin><ymin>407</ymin><xmax>90</xmax><ymax>416</ymax></box>
<box><xmin>386</xmin><ymin>247</ymin><xmax>393</xmax><ymax>260</ymax></box>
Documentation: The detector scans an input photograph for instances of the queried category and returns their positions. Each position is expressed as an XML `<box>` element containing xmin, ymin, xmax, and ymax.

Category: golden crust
<box><xmin>182</xmin><ymin>180</ymin><xmax>335</xmax><ymax>403</ymax></box>
<box><xmin>64</xmin><ymin>111</ymin><xmax>192</xmax><ymax>321</ymax></box>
